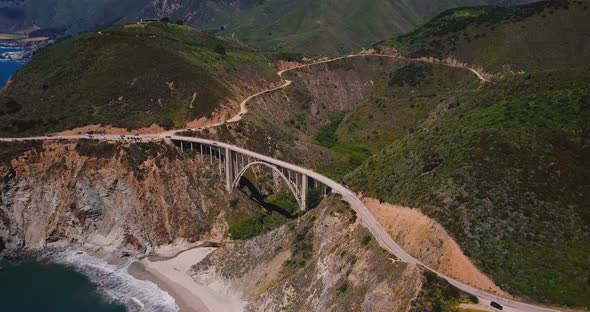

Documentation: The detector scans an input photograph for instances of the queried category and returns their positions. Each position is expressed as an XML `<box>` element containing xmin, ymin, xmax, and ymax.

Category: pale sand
<box><xmin>20</xmin><ymin>37</ymin><xmax>49</xmax><ymax>43</ymax></box>
<box><xmin>130</xmin><ymin>247</ymin><xmax>244</xmax><ymax>312</ymax></box>
<box><xmin>0</xmin><ymin>33</ymin><xmax>26</xmax><ymax>40</ymax></box>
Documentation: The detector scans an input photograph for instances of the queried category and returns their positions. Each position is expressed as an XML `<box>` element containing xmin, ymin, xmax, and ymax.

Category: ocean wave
<box><xmin>56</xmin><ymin>251</ymin><xmax>180</xmax><ymax>312</ymax></box>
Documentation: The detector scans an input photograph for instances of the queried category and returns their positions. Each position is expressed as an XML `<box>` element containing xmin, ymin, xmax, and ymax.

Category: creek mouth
<box><xmin>0</xmin><ymin>249</ymin><xmax>179</xmax><ymax>312</ymax></box>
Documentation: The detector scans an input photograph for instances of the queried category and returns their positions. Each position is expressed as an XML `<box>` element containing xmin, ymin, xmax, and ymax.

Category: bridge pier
<box><xmin>301</xmin><ymin>174</ymin><xmax>308</xmax><ymax>211</ymax></box>
<box><xmin>225</xmin><ymin>147</ymin><xmax>232</xmax><ymax>192</ymax></box>
<box><xmin>218</xmin><ymin>147</ymin><xmax>222</xmax><ymax>176</ymax></box>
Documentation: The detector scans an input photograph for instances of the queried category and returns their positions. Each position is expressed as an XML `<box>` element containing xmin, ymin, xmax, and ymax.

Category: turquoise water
<box><xmin>0</xmin><ymin>260</ymin><xmax>127</xmax><ymax>312</ymax></box>
<box><xmin>0</xmin><ymin>251</ymin><xmax>179</xmax><ymax>312</ymax></box>
<box><xmin>0</xmin><ymin>46</ymin><xmax>29</xmax><ymax>88</ymax></box>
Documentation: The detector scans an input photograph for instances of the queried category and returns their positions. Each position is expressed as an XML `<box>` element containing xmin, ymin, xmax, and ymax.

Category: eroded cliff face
<box><xmin>249</xmin><ymin>57</ymin><xmax>401</xmax><ymax>133</ymax></box>
<box><xmin>0</xmin><ymin>141</ymin><xmax>230</xmax><ymax>254</ymax></box>
<box><xmin>191</xmin><ymin>196</ymin><xmax>469</xmax><ymax>312</ymax></box>
<box><xmin>195</xmin><ymin>56</ymin><xmax>405</xmax><ymax>169</ymax></box>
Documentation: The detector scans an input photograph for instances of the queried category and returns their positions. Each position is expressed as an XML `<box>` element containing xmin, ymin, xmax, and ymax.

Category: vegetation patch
<box><xmin>388</xmin><ymin>63</ymin><xmax>433</xmax><ymax>87</ymax></box>
<box><xmin>75</xmin><ymin>141</ymin><xmax>119</xmax><ymax>159</ymax></box>
<box><xmin>410</xmin><ymin>270</ymin><xmax>477</xmax><ymax>312</ymax></box>
<box><xmin>0</xmin><ymin>142</ymin><xmax>40</xmax><ymax>164</ymax></box>
<box><xmin>264</xmin><ymin>191</ymin><xmax>299</xmax><ymax>216</ymax></box>
<box><xmin>361</xmin><ymin>235</ymin><xmax>372</xmax><ymax>246</ymax></box>
<box><xmin>347</xmin><ymin>68</ymin><xmax>590</xmax><ymax>307</ymax></box>
<box><xmin>378</xmin><ymin>1</ymin><xmax>589</xmax><ymax>72</ymax></box>
<box><xmin>315</xmin><ymin>112</ymin><xmax>345</xmax><ymax>148</ymax></box>
<box><xmin>228</xmin><ymin>211</ymin><xmax>289</xmax><ymax>240</ymax></box>
<box><xmin>0</xmin><ymin>22</ymin><xmax>277</xmax><ymax>136</ymax></box>
<box><xmin>284</xmin><ymin>217</ymin><xmax>315</xmax><ymax>269</ymax></box>
<box><xmin>317</xmin><ymin>64</ymin><xmax>478</xmax><ymax>180</ymax></box>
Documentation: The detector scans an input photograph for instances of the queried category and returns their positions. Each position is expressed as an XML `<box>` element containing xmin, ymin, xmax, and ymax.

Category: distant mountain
<box><xmin>1</xmin><ymin>0</ymin><xmax>538</xmax><ymax>54</ymax></box>
<box><xmin>193</xmin><ymin>0</ymin><xmax>538</xmax><ymax>54</ymax></box>
<box><xmin>376</xmin><ymin>0</ymin><xmax>590</xmax><ymax>72</ymax></box>
<box><xmin>0</xmin><ymin>0</ymin><xmax>147</xmax><ymax>35</ymax></box>
<box><xmin>0</xmin><ymin>22</ymin><xmax>278</xmax><ymax>135</ymax></box>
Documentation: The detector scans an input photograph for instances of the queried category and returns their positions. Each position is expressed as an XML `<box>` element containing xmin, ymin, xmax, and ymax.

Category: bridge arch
<box><xmin>232</xmin><ymin>161</ymin><xmax>303</xmax><ymax>209</ymax></box>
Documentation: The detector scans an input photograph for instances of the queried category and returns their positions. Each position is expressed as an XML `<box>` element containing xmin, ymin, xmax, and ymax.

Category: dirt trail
<box><xmin>167</xmin><ymin>52</ymin><xmax>489</xmax><ymax>134</ymax></box>
<box><xmin>66</xmin><ymin>52</ymin><xmax>488</xmax><ymax>137</ymax></box>
<box><xmin>38</xmin><ymin>49</ymin><xmax>490</xmax><ymax>139</ymax></box>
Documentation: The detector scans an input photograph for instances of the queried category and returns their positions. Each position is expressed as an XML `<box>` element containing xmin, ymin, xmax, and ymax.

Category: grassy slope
<box><xmin>379</xmin><ymin>0</ymin><xmax>590</xmax><ymax>72</ymax></box>
<box><xmin>346</xmin><ymin>68</ymin><xmax>590</xmax><ymax>307</ymax></box>
<box><xmin>203</xmin><ymin>0</ymin><xmax>530</xmax><ymax>55</ymax></box>
<box><xmin>0</xmin><ymin>22</ymin><xmax>277</xmax><ymax>136</ymax></box>
<box><xmin>317</xmin><ymin>62</ymin><xmax>480</xmax><ymax>179</ymax></box>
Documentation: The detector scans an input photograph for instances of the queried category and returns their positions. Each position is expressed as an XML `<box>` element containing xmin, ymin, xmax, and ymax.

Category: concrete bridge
<box><xmin>0</xmin><ymin>134</ymin><xmax>561</xmax><ymax>312</ymax></box>
<box><xmin>171</xmin><ymin>137</ymin><xmax>331</xmax><ymax>211</ymax></box>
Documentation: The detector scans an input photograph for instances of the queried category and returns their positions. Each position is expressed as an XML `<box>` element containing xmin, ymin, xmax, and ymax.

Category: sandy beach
<box><xmin>129</xmin><ymin>247</ymin><xmax>244</xmax><ymax>312</ymax></box>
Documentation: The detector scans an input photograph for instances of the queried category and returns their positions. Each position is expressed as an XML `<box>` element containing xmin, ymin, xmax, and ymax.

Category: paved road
<box><xmin>0</xmin><ymin>134</ymin><xmax>560</xmax><ymax>312</ymax></box>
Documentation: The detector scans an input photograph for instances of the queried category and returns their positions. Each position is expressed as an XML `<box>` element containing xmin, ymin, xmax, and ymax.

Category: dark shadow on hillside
<box><xmin>237</xmin><ymin>176</ymin><xmax>298</xmax><ymax>219</ymax></box>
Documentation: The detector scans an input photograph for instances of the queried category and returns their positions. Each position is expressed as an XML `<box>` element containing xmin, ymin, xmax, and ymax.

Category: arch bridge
<box><xmin>0</xmin><ymin>133</ymin><xmax>560</xmax><ymax>311</ymax></box>
<box><xmin>170</xmin><ymin>137</ymin><xmax>331</xmax><ymax>211</ymax></box>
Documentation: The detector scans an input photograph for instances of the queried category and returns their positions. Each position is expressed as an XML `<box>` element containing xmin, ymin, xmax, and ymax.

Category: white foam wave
<box><xmin>56</xmin><ymin>251</ymin><xmax>180</xmax><ymax>312</ymax></box>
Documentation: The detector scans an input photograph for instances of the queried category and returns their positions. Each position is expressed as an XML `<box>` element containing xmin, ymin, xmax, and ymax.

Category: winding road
<box><xmin>174</xmin><ymin>52</ymin><xmax>489</xmax><ymax>133</ymax></box>
<box><xmin>0</xmin><ymin>133</ymin><xmax>560</xmax><ymax>312</ymax></box>
<box><xmin>0</xmin><ymin>55</ymin><xmax>562</xmax><ymax>312</ymax></box>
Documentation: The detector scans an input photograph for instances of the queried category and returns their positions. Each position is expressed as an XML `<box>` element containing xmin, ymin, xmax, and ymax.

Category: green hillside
<box><xmin>2</xmin><ymin>0</ymin><xmax>538</xmax><ymax>55</ymax></box>
<box><xmin>0</xmin><ymin>22</ymin><xmax>277</xmax><ymax>136</ymax></box>
<box><xmin>345</xmin><ymin>68</ymin><xmax>590</xmax><ymax>307</ymax></box>
<box><xmin>203</xmin><ymin>0</ymin><xmax>536</xmax><ymax>55</ymax></box>
<box><xmin>378</xmin><ymin>0</ymin><xmax>590</xmax><ymax>72</ymax></box>
<box><xmin>319</xmin><ymin>62</ymin><xmax>481</xmax><ymax>179</ymax></box>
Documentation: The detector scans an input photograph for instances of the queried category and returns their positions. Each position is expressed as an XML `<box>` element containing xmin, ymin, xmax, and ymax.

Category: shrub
<box><xmin>214</xmin><ymin>44</ymin><xmax>226</xmax><ymax>55</ymax></box>
<box><xmin>315</xmin><ymin>112</ymin><xmax>345</xmax><ymax>147</ymax></box>
<box><xmin>336</xmin><ymin>283</ymin><xmax>348</xmax><ymax>294</ymax></box>
<box><xmin>228</xmin><ymin>212</ymin><xmax>264</xmax><ymax>240</ymax></box>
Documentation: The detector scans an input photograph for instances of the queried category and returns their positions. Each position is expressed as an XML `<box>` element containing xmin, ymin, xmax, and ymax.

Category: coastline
<box><xmin>0</xmin><ymin>247</ymin><xmax>180</xmax><ymax>312</ymax></box>
<box><xmin>128</xmin><ymin>247</ymin><xmax>244</xmax><ymax>312</ymax></box>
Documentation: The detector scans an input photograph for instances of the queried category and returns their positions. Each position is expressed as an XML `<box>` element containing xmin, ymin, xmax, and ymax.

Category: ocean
<box><xmin>0</xmin><ymin>46</ymin><xmax>29</xmax><ymax>88</ymax></box>
<box><xmin>0</xmin><ymin>260</ymin><xmax>127</xmax><ymax>312</ymax></box>
<box><xmin>0</xmin><ymin>251</ymin><xmax>179</xmax><ymax>312</ymax></box>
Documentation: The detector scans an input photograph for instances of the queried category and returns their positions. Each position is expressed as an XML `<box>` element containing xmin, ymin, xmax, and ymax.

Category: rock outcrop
<box><xmin>0</xmin><ymin>141</ymin><xmax>229</xmax><ymax>254</ymax></box>
<box><xmin>192</xmin><ymin>196</ymin><xmax>475</xmax><ymax>312</ymax></box>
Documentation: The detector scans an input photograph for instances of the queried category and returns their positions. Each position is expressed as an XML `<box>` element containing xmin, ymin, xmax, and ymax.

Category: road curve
<box><xmin>192</xmin><ymin>52</ymin><xmax>489</xmax><ymax>131</ymax></box>
<box><xmin>0</xmin><ymin>134</ymin><xmax>560</xmax><ymax>312</ymax></box>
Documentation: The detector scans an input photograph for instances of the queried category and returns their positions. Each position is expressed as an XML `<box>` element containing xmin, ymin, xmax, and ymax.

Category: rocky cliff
<box><xmin>192</xmin><ymin>196</ymin><xmax>476</xmax><ymax>312</ymax></box>
<box><xmin>0</xmin><ymin>140</ymin><xmax>230</xmax><ymax>254</ymax></box>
